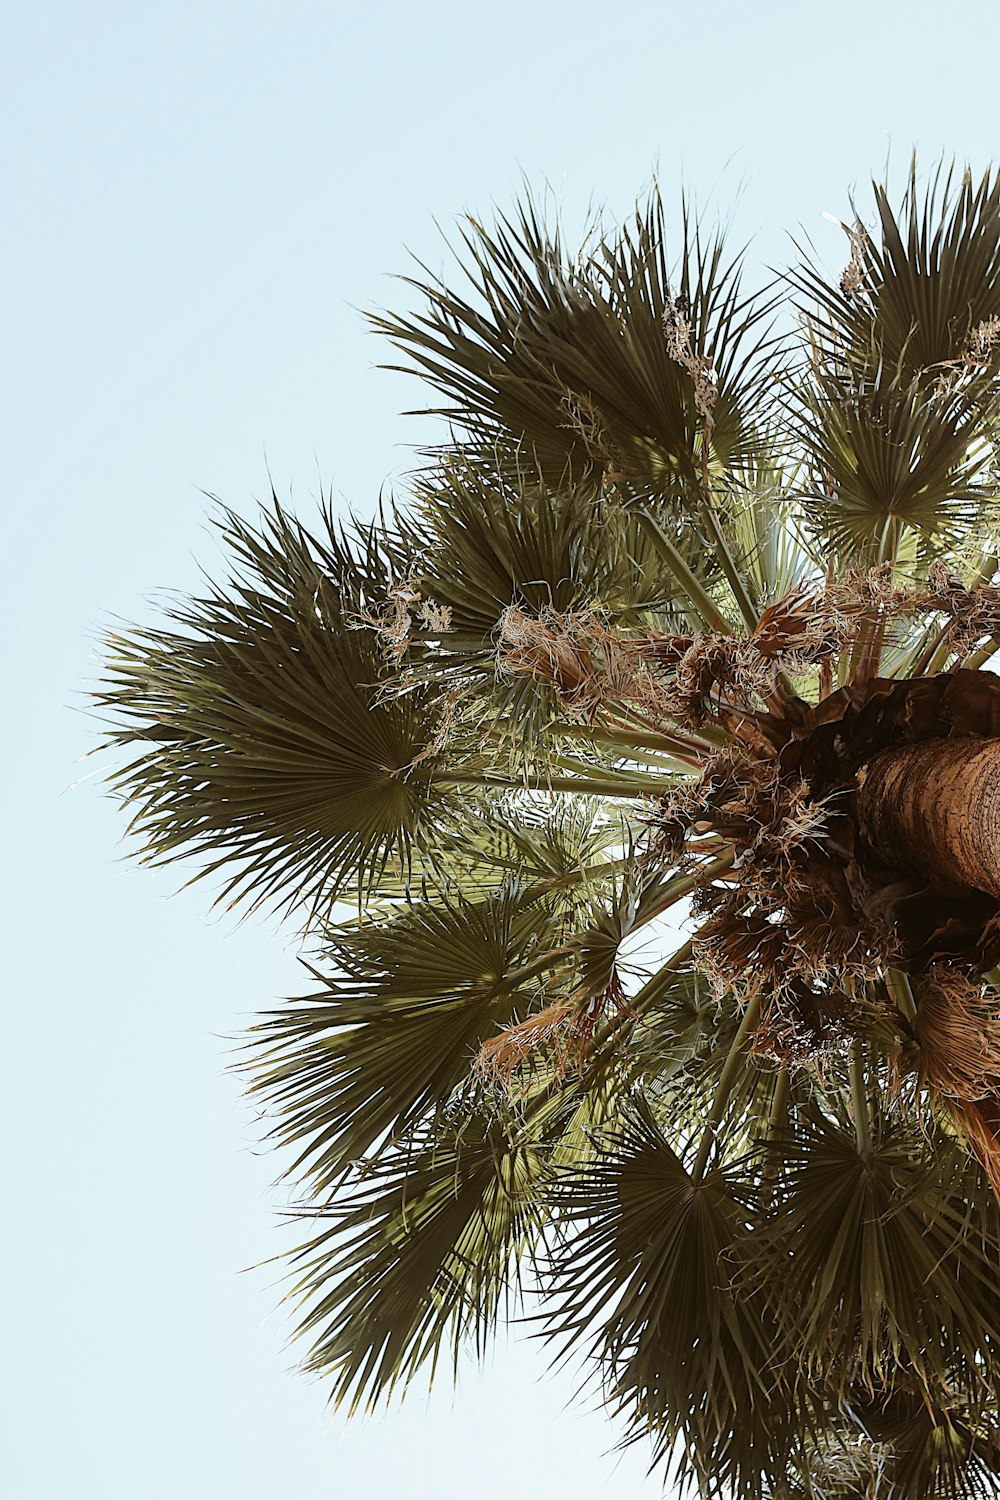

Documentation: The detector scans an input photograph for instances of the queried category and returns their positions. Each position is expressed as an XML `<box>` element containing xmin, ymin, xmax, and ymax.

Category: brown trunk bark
<box><xmin>855</xmin><ymin>737</ymin><xmax>1000</xmax><ymax>897</ymax></box>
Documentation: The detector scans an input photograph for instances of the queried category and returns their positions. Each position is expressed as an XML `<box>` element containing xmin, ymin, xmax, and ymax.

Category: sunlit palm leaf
<box><xmin>795</xmin><ymin>164</ymin><xmax>1000</xmax><ymax>387</ymax></box>
<box><xmin>791</xmin><ymin>163</ymin><xmax>1000</xmax><ymax>563</ymax></box>
<box><xmin>797</xmin><ymin>362</ymin><xmax>994</xmax><ymax>559</ymax></box>
<box><xmin>365</xmin><ymin>794</ymin><xmax>633</xmax><ymax>910</ymax></box>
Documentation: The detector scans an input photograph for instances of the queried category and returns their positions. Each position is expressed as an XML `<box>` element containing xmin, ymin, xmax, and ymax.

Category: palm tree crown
<box><xmin>101</xmin><ymin>164</ymin><xmax>1000</xmax><ymax>1499</ymax></box>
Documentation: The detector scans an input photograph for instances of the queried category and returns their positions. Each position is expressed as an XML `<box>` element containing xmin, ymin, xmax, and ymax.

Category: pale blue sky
<box><xmin>8</xmin><ymin>2</ymin><xmax>1000</xmax><ymax>1496</ymax></box>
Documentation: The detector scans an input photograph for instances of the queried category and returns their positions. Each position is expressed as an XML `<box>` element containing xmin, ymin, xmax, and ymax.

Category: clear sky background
<box><xmin>7</xmin><ymin>3</ymin><xmax>1000</xmax><ymax>1496</ymax></box>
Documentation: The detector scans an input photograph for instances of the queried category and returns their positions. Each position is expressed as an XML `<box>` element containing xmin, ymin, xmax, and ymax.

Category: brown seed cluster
<box><xmin>663</xmin><ymin>294</ymin><xmax>718</xmax><ymax>421</ymax></box>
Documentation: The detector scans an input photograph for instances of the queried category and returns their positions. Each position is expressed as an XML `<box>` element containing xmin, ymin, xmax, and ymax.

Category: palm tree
<box><xmin>100</xmin><ymin>163</ymin><xmax>1000</xmax><ymax>1499</ymax></box>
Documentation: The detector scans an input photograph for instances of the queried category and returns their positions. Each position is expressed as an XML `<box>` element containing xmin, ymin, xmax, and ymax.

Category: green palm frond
<box><xmin>773</xmin><ymin>1390</ymin><xmax>1000</xmax><ymax>1500</ymax></box>
<box><xmin>615</xmin><ymin>961</ymin><xmax>721</xmax><ymax>1083</ymax></box>
<box><xmin>844</xmin><ymin>1384</ymin><xmax>1000</xmax><ymax>1500</ymax></box>
<box><xmin>288</xmin><ymin>1103</ymin><xmax>558</xmax><ymax>1412</ymax></box>
<box><xmin>725</xmin><ymin>459</ymin><xmax>824</xmax><ymax>604</ymax></box>
<box><xmin>795</xmin><ymin>163</ymin><xmax>1000</xmax><ymax>387</ymax></box>
<box><xmin>375</xmin><ymin>189</ymin><xmax>781</xmax><ymax>503</ymax></box>
<box><xmin>352</xmin><ymin>795</ymin><xmax>632</xmax><ymax>913</ymax></box>
<box><xmin>248</xmin><ymin>888</ymin><xmax>561</xmax><ymax>1190</ymax></box>
<box><xmin>543</xmin><ymin>1100</ymin><xmax>808</xmax><ymax>1500</ymax></box>
<box><xmin>406</xmin><ymin>453</ymin><xmax>705</xmax><ymax>642</ymax></box>
<box><xmin>753</xmin><ymin>1112</ymin><xmax>1000</xmax><ymax>1398</ymax></box>
<box><xmin>99</xmin><ymin>503</ymin><xmax>461</xmax><ymax>915</ymax></box>
<box><xmin>567</xmin><ymin>865</ymin><xmax>686</xmax><ymax>998</ymax></box>
<box><xmin>374</xmin><ymin>195</ymin><xmax>599</xmax><ymax>478</ymax></box>
<box><xmin>796</xmin><ymin>357</ymin><xmax>995</xmax><ymax>560</ymax></box>
<box><xmin>791</xmin><ymin>163</ymin><xmax>1000</xmax><ymax>564</ymax></box>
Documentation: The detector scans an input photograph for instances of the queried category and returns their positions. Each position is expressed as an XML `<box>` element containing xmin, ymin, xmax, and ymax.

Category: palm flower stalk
<box><xmin>100</xmin><ymin>164</ymin><xmax>1000</xmax><ymax>1499</ymax></box>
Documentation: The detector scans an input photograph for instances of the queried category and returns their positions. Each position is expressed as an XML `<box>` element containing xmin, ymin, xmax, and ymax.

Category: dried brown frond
<box><xmin>560</xmin><ymin>389</ymin><xmax>616</xmax><ymax>469</ymax></box>
<box><xmin>497</xmin><ymin>606</ymin><xmax>605</xmax><ymax>718</ymax></box>
<box><xmin>403</xmin><ymin>685</ymin><xmax>462</xmax><ymax>770</ymax></box>
<box><xmin>912</xmin><ymin>970</ymin><xmax>1000</xmax><ymax>1102</ymax></box>
<box><xmin>839</xmin><ymin>220</ymin><xmax>868</xmax><ymax>299</ymax></box>
<box><xmin>349</xmin><ymin>577</ymin><xmax>421</xmax><ymax>662</ymax></box>
<box><xmin>752</xmin><ymin>980</ymin><xmax>853</xmax><ymax>1065</ymax></box>
<box><xmin>416</xmin><ymin>598</ymin><xmax>453</xmax><ymax>633</ymax></box>
<box><xmin>829</xmin><ymin>563</ymin><xmax>897</xmax><ymax>615</ymax></box>
<box><xmin>562</xmin><ymin>974</ymin><xmax>632</xmax><ymax>1070</ymax></box>
<box><xmin>497</xmin><ymin>606</ymin><xmax>667</xmax><ymax>722</ymax></box>
<box><xmin>948</xmin><ymin>1098</ymin><xmax>1000</xmax><ymax>1200</ymax></box>
<box><xmin>474</xmin><ymin>999</ymin><xmax>576</xmax><ymax>1084</ymax></box>
<box><xmin>822</xmin><ymin>563</ymin><xmax>1000</xmax><ymax>666</ymax></box>
<box><xmin>752</xmin><ymin>588</ymin><xmax>851</xmax><ymax>661</ymax></box>
<box><xmin>834</xmin><ymin>561</ymin><xmax>1000</xmax><ymax>652</ymax></box>
<box><xmin>651</xmin><ymin>743</ymin><xmax>759</xmax><ymax>858</ymax></box>
<box><xmin>657</xmin><ymin>737</ymin><xmax>883</xmax><ymax>1043</ymax></box>
<box><xmin>965</xmin><ymin>316</ymin><xmax>1000</xmax><ymax>369</ymax></box>
<box><xmin>474</xmin><ymin>976</ymin><xmax>632</xmax><ymax>1087</ymax></box>
<box><xmin>663</xmin><ymin>294</ymin><xmax>717</xmax><ymax>419</ymax></box>
<box><xmin>637</xmin><ymin>594</ymin><xmax>852</xmax><ymax>727</ymax></box>
<box><xmin>497</xmin><ymin>591</ymin><xmax>856</xmax><ymax>741</ymax></box>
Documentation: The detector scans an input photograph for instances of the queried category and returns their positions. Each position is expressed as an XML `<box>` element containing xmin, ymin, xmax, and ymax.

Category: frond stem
<box><xmin>633</xmin><ymin>511</ymin><xmax>733</xmax><ymax>634</ymax></box>
<box><xmin>758</xmin><ymin>1063</ymin><xmax>790</xmax><ymax>1211</ymax></box>
<box><xmin>697</xmin><ymin>452</ymin><xmax>759</xmax><ymax>630</ymax></box>
<box><xmin>908</xmin><ymin>617</ymin><xmax>955</xmax><ymax>677</ymax></box>
<box><xmin>691</xmin><ymin>991</ymin><xmax>761</xmax><ymax>1184</ymax></box>
<box><xmin>436</xmin><ymin>769</ymin><xmax>665</xmax><ymax>799</ymax></box>
<box><xmin>601</xmin><ymin>705</ymin><xmax>725</xmax><ymax>755</ymax></box>
<box><xmin>556</xmin><ymin>722</ymin><xmax>707</xmax><ymax>765</ymax></box>
<box><xmin>885</xmin><ymin>968</ymin><xmax>917</xmax><ymax>1022</ymax></box>
<box><xmin>502</xmin><ymin>946</ymin><xmax>575</xmax><ymax>990</ymax></box>
<box><xmin>964</xmin><ymin>635</ymin><xmax>1000</xmax><ymax>671</ymax></box>
<box><xmin>849</xmin><ymin>1037</ymin><xmax>873</xmax><ymax>1159</ymax></box>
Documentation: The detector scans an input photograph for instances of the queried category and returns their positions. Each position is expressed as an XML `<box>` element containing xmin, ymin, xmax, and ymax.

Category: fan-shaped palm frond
<box><xmin>752</xmin><ymin>1112</ymin><xmax>1000</xmax><ymax>1398</ymax></box>
<box><xmin>543</xmin><ymin>1101</ymin><xmax>812</xmax><ymax>1500</ymax></box>
<box><xmin>248</xmin><ymin>888</ymin><xmax>563</xmax><ymax>1189</ymax></box>
<box><xmin>791</xmin><ymin>164</ymin><xmax>1000</xmax><ymax>564</ymax></box>
<box><xmin>99</xmin><ymin>503</ymin><xmax>461</xmax><ymax>915</ymax></box>
<box><xmin>288</xmin><ymin>1103</ymin><xmax>557</xmax><ymax>1412</ymax></box>
<box><xmin>797</xmin><ymin>363</ymin><xmax>994</xmax><ymax>559</ymax></box>
<box><xmin>795</xmin><ymin>164</ymin><xmax>1000</xmax><ymax>388</ymax></box>
<box><xmin>407</xmin><ymin>453</ymin><xmax>704</xmax><ymax>640</ymax></box>
<box><xmin>375</xmin><ymin>189</ymin><xmax>780</xmax><ymax>504</ymax></box>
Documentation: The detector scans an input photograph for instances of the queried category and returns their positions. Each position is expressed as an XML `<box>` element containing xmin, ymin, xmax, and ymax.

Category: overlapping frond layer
<box><xmin>797</xmin><ymin>366</ymin><xmax>992</xmax><ymax>557</ymax></box>
<box><xmin>544</xmin><ymin>1102</ymin><xmax>807</xmax><ymax>1500</ymax></box>
<box><xmin>753</xmin><ymin>1115</ymin><xmax>1000</xmax><ymax>1395</ymax></box>
<box><xmin>407</xmin><ymin>457</ymin><xmax>702</xmax><ymax>643</ymax></box>
<box><xmin>98</xmin><ymin>165</ymin><xmax>1000</xmax><ymax>1500</ymax></box>
<box><xmin>793</xmin><ymin>166</ymin><xmax>1000</xmax><ymax>561</ymax></box>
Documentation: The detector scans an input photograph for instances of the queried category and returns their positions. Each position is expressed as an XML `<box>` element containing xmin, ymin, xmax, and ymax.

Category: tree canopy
<box><xmin>100</xmin><ymin>163</ymin><xmax>1000</xmax><ymax>1499</ymax></box>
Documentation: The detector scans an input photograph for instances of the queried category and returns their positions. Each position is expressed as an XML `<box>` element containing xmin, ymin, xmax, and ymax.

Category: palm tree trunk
<box><xmin>855</xmin><ymin>737</ymin><xmax>1000</xmax><ymax>897</ymax></box>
